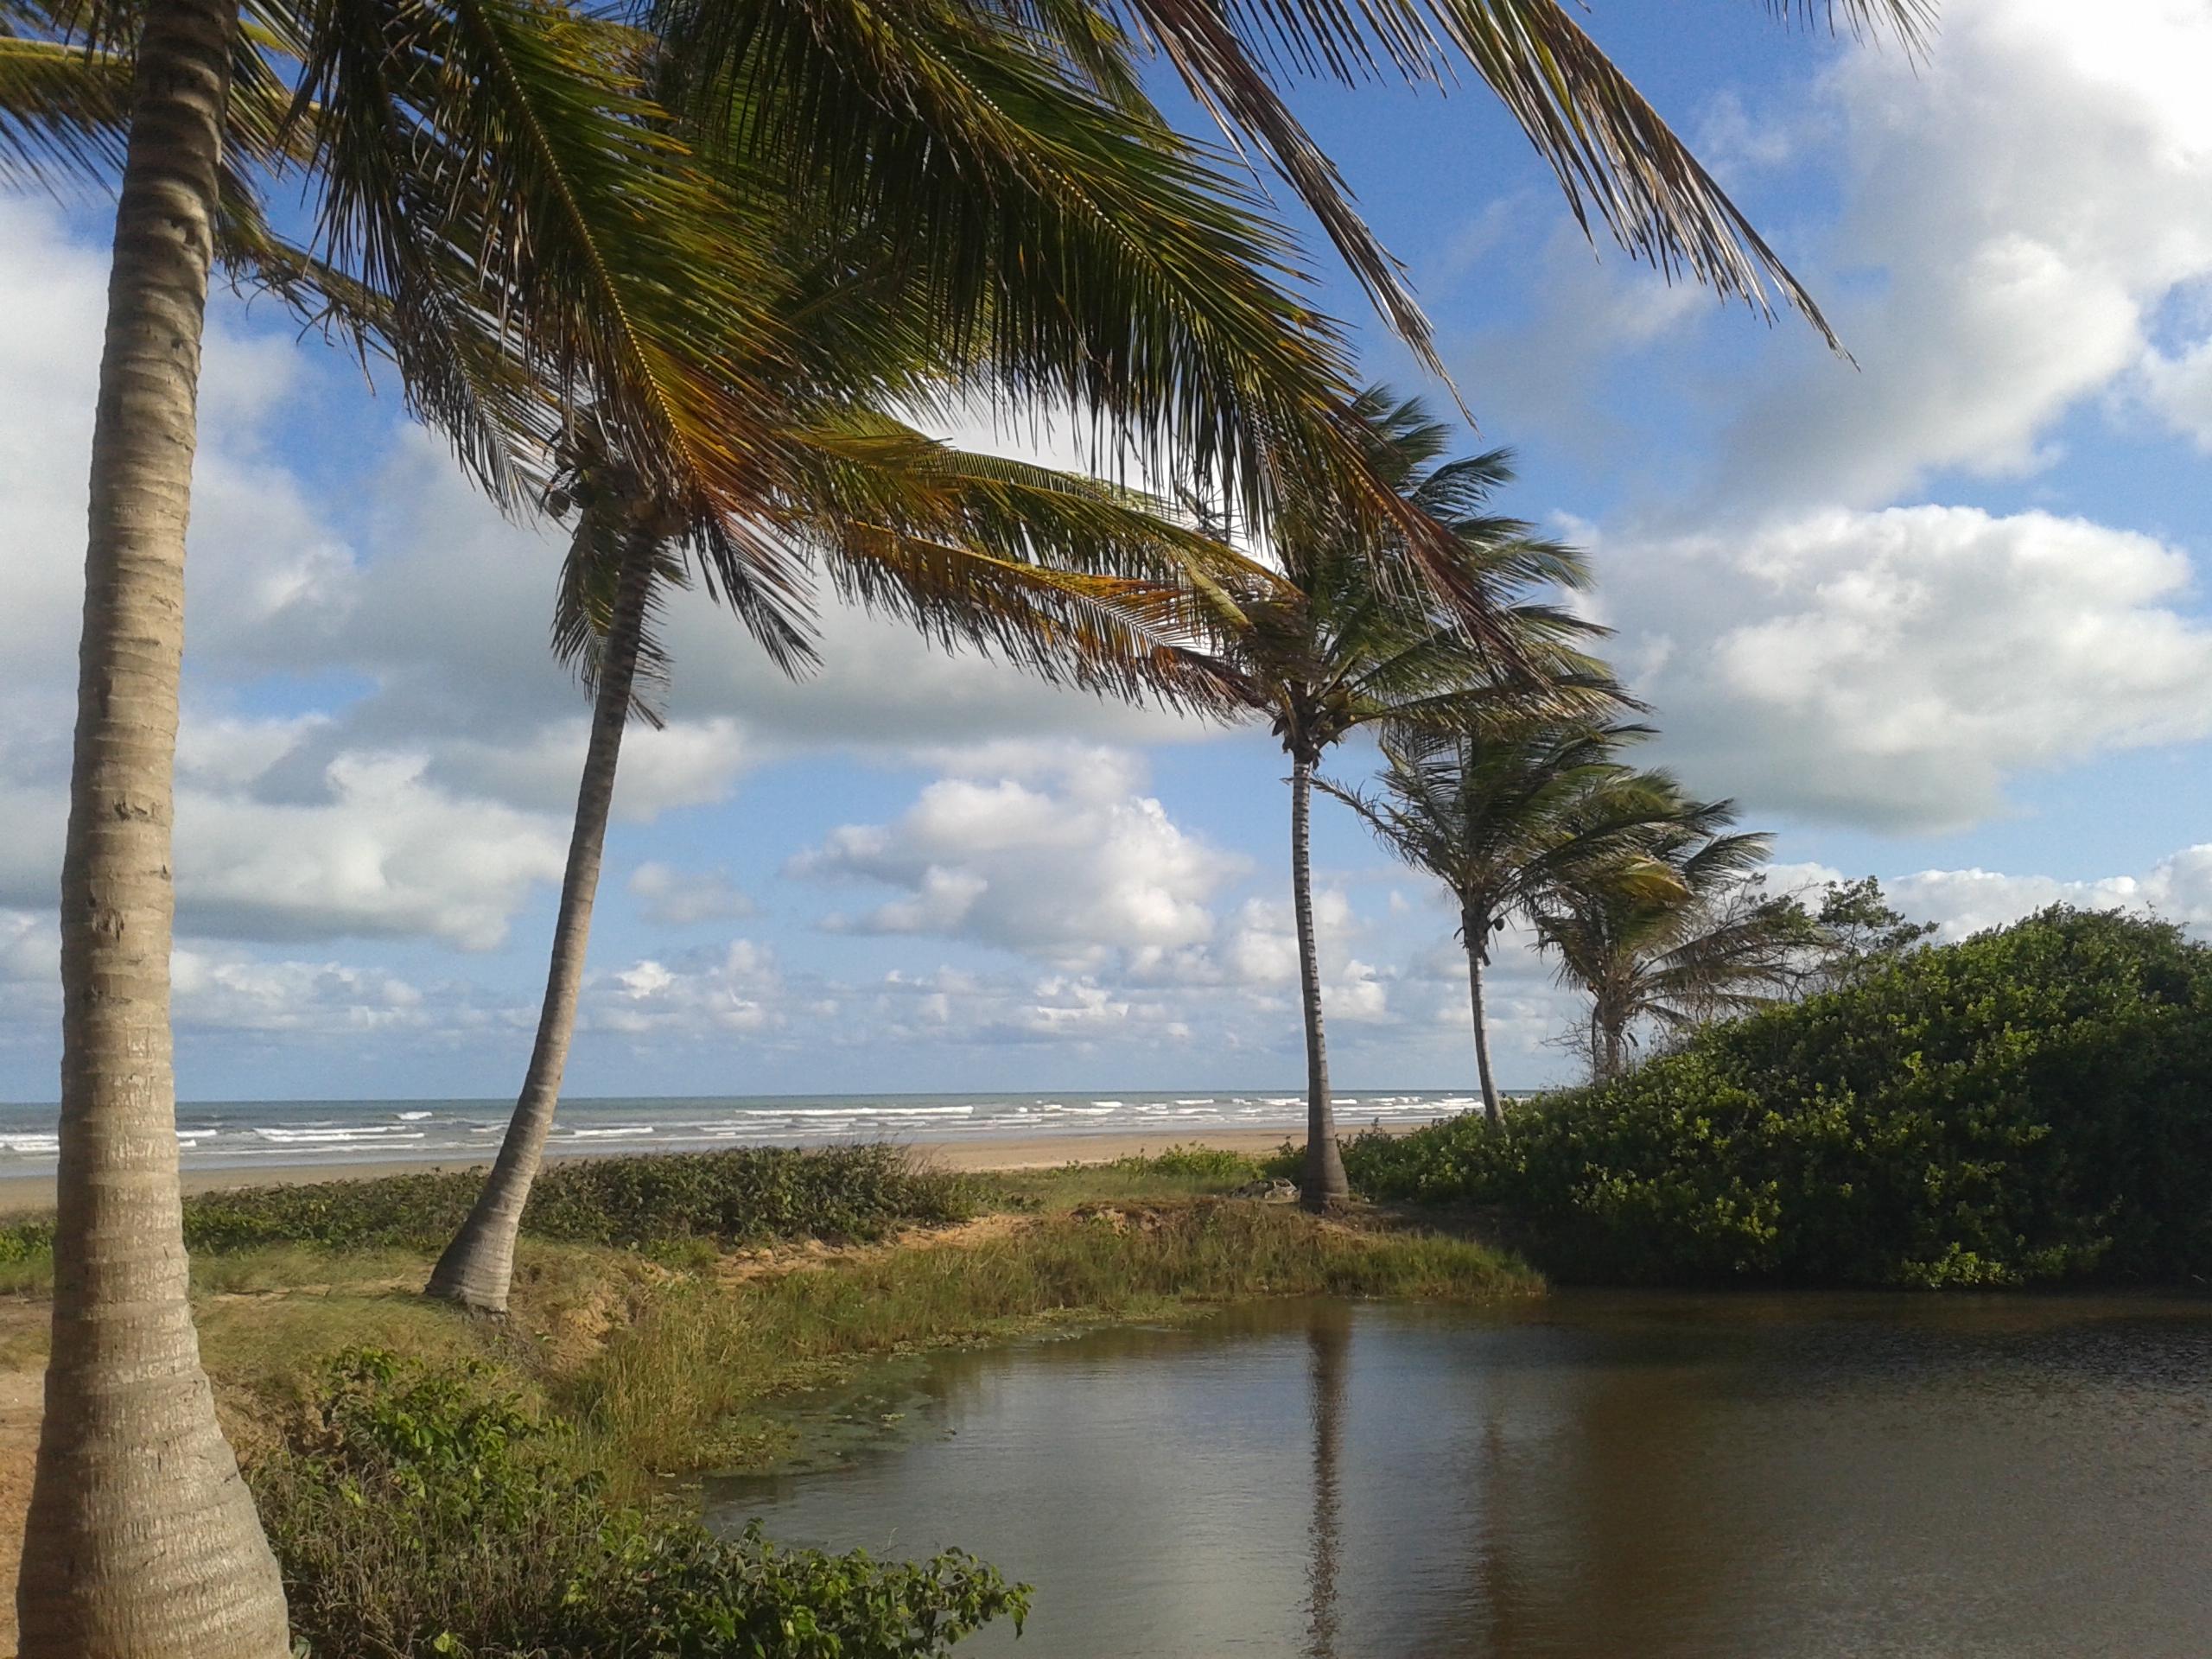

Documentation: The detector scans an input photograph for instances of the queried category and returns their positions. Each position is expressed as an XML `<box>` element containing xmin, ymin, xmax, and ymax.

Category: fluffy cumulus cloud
<box><xmin>1475</xmin><ymin>0</ymin><xmax>2212</xmax><ymax>834</ymax></box>
<box><xmin>1887</xmin><ymin>842</ymin><xmax>2212</xmax><ymax>939</ymax></box>
<box><xmin>793</xmin><ymin>747</ymin><xmax>1246</xmax><ymax>972</ymax></box>
<box><xmin>1595</xmin><ymin>505</ymin><xmax>2212</xmax><ymax>830</ymax></box>
<box><xmin>586</xmin><ymin>940</ymin><xmax>784</xmax><ymax>1037</ymax></box>
<box><xmin>1703</xmin><ymin>0</ymin><xmax>2212</xmax><ymax>509</ymax></box>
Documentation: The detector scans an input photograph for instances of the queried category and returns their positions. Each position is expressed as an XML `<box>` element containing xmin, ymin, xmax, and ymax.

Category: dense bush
<box><xmin>255</xmin><ymin>1349</ymin><xmax>1027</xmax><ymax>1658</ymax></box>
<box><xmin>0</xmin><ymin>1144</ymin><xmax>968</xmax><ymax>1258</ymax></box>
<box><xmin>1350</xmin><ymin>909</ymin><xmax>2212</xmax><ymax>1287</ymax></box>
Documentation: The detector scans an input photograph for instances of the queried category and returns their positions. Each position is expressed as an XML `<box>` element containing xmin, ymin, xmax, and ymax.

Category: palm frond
<box><xmin>1109</xmin><ymin>0</ymin><xmax>1935</xmax><ymax>356</ymax></box>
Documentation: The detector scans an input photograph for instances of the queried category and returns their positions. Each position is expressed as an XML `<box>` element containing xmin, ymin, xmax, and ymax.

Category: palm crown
<box><xmin>1534</xmin><ymin>807</ymin><xmax>1812</xmax><ymax>1081</ymax></box>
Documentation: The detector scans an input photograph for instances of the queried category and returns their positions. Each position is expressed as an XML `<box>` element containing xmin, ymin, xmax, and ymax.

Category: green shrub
<box><xmin>1102</xmin><ymin>1143</ymin><xmax>1261</xmax><ymax>1181</ymax></box>
<box><xmin>1350</xmin><ymin>908</ymin><xmax>2212</xmax><ymax>1287</ymax></box>
<box><xmin>168</xmin><ymin>1143</ymin><xmax>971</xmax><ymax>1255</ymax></box>
<box><xmin>255</xmin><ymin>1349</ymin><xmax>1027</xmax><ymax>1658</ymax></box>
<box><xmin>0</xmin><ymin>1215</ymin><xmax>54</xmax><ymax>1263</ymax></box>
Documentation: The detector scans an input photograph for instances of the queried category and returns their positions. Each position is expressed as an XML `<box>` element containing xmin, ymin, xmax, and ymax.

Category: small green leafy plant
<box><xmin>256</xmin><ymin>1349</ymin><xmax>1027</xmax><ymax>1658</ymax></box>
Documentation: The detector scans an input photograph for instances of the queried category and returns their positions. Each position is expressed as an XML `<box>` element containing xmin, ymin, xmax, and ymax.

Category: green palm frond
<box><xmin>0</xmin><ymin>32</ymin><xmax>124</xmax><ymax>186</ymax></box>
<box><xmin>1099</xmin><ymin>0</ymin><xmax>1933</xmax><ymax>359</ymax></box>
<box><xmin>647</xmin><ymin>0</ymin><xmax>1363</xmax><ymax>526</ymax></box>
<box><xmin>290</xmin><ymin>0</ymin><xmax>800</xmax><ymax>521</ymax></box>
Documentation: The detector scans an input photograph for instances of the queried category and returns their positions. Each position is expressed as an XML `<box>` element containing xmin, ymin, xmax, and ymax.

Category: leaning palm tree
<box><xmin>5</xmin><ymin>0</ymin><xmax>1932</xmax><ymax>1641</ymax></box>
<box><xmin>0</xmin><ymin>2</ymin><xmax>1363</xmax><ymax>1646</ymax></box>
<box><xmin>1210</xmin><ymin>390</ymin><xmax>1609</xmax><ymax>1205</ymax></box>
<box><xmin>1322</xmin><ymin>718</ymin><xmax>1718</xmax><ymax>1125</ymax></box>
<box><xmin>1533</xmin><ymin>804</ymin><xmax>1808</xmax><ymax>1081</ymax></box>
<box><xmin>426</xmin><ymin>414</ymin><xmax>1266</xmax><ymax>1312</ymax></box>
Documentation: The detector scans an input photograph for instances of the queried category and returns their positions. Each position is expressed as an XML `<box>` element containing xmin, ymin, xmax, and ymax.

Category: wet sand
<box><xmin>0</xmin><ymin>1127</ymin><xmax>1313</xmax><ymax>1215</ymax></box>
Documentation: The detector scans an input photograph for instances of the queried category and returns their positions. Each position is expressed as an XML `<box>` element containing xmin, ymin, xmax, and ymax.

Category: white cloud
<box><xmin>168</xmin><ymin>948</ymin><xmax>429</xmax><ymax>1034</ymax></box>
<box><xmin>628</xmin><ymin>862</ymin><xmax>754</xmax><ymax>925</ymax></box>
<box><xmin>586</xmin><ymin>939</ymin><xmax>783</xmax><ymax>1036</ymax></box>
<box><xmin>1707</xmin><ymin>0</ymin><xmax>2212</xmax><ymax>509</ymax></box>
<box><xmin>1888</xmin><ymin>842</ymin><xmax>2212</xmax><ymax>938</ymax></box>
<box><xmin>794</xmin><ymin>747</ymin><xmax>1247</xmax><ymax>969</ymax></box>
<box><xmin>1595</xmin><ymin>505</ymin><xmax>2212</xmax><ymax>830</ymax></box>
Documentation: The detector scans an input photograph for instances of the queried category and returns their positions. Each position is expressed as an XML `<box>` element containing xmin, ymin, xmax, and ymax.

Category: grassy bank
<box><xmin>578</xmin><ymin>1198</ymin><xmax>1532</xmax><ymax>1478</ymax></box>
<box><xmin>0</xmin><ymin>1143</ymin><xmax>1532</xmax><ymax>1656</ymax></box>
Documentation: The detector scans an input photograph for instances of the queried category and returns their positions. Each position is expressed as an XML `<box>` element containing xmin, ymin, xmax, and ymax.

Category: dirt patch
<box><xmin>710</xmin><ymin>1212</ymin><xmax>1034</xmax><ymax>1287</ymax></box>
<box><xmin>0</xmin><ymin>1350</ymin><xmax>41</xmax><ymax>1657</ymax></box>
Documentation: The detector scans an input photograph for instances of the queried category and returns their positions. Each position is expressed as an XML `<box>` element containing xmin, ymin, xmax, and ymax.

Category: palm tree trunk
<box><xmin>1464</xmin><ymin>912</ymin><xmax>1503</xmax><ymax>1128</ymax></box>
<box><xmin>1291</xmin><ymin>757</ymin><xmax>1348</xmax><ymax>1208</ymax></box>
<box><xmin>20</xmin><ymin>2</ymin><xmax>292</xmax><ymax>1652</ymax></box>
<box><xmin>427</xmin><ymin>524</ymin><xmax>656</xmax><ymax>1313</ymax></box>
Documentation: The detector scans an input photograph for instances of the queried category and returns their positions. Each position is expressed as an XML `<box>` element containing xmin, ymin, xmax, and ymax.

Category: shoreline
<box><xmin>0</xmin><ymin>1126</ymin><xmax>1323</xmax><ymax>1214</ymax></box>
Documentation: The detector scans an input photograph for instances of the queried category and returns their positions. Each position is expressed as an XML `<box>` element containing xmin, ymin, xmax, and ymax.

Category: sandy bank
<box><xmin>0</xmin><ymin>1127</ymin><xmax>1319</xmax><ymax>1214</ymax></box>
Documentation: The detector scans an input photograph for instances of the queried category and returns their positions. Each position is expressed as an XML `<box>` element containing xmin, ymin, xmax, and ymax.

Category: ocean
<box><xmin>0</xmin><ymin>1090</ymin><xmax>1484</xmax><ymax>1173</ymax></box>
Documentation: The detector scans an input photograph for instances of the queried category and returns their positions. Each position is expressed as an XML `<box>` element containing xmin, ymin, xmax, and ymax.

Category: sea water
<box><xmin>0</xmin><ymin>1090</ymin><xmax>1483</xmax><ymax>1172</ymax></box>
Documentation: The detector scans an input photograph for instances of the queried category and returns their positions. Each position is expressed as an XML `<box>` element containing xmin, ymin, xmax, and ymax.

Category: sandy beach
<box><xmin>0</xmin><ymin>1127</ymin><xmax>1309</xmax><ymax>1215</ymax></box>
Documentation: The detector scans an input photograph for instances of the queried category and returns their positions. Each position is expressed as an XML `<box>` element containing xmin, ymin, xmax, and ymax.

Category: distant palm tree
<box><xmin>1208</xmin><ymin>389</ymin><xmax>1608</xmax><ymax>1204</ymax></box>
<box><xmin>1533</xmin><ymin>805</ymin><xmax>1807</xmax><ymax>1081</ymax></box>
<box><xmin>1323</xmin><ymin>719</ymin><xmax>1709</xmax><ymax>1124</ymax></box>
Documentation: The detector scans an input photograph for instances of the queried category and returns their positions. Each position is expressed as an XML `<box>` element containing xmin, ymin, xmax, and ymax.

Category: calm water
<box><xmin>708</xmin><ymin>1294</ymin><xmax>2212</xmax><ymax>1658</ymax></box>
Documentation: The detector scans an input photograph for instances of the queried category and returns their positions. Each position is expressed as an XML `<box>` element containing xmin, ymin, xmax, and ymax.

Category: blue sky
<box><xmin>8</xmin><ymin>0</ymin><xmax>2212</xmax><ymax>1101</ymax></box>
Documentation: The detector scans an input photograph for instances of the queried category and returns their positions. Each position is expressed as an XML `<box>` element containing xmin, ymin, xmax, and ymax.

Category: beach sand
<box><xmin>0</xmin><ymin>1127</ymin><xmax>1313</xmax><ymax>1215</ymax></box>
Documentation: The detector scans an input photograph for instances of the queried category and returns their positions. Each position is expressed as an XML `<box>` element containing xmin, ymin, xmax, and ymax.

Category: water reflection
<box><xmin>1303</xmin><ymin>1304</ymin><xmax>1347</xmax><ymax>1658</ymax></box>
<box><xmin>707</xmin><ymin>1294</ymin><xmax>2212</xmax><ymax>1658</ymax></box>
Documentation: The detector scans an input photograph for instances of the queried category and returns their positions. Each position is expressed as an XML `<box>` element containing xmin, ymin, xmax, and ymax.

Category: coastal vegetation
<box><xmin>1343</xmin><ymin>908</ymin><xmax>2212</xmax><ymax>1288</ymax></box>
<box><xmin>1196</xmin><ymin>390</ymin><xmax>1613</xmax><ymax>1205</ymax></box>
<box><xmin>0</xmin><ymin>1149</ymin><xmax>1527</xmax><ymax>1653</ymax></box>
<box><xmin>255</xmin><ymin>1351</ymin><xmax>1030</xmax><ymax>1659</ymax></box>
<box><xmin>3</xmin><ymin>0</ymin><xmax>1933</xmax><ymax>1647</ymax></box>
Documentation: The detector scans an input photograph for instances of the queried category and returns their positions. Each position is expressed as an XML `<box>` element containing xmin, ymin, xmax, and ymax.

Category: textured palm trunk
<box><xmin>1290</xmin><ymin>757</ymin><xmax>1349</xmax><ymax>1209</ymax></box>
<box><xmin>20</xmin><ymin>0</ymin><xmax>292</xmax><ymax>1651</ymax></box>
<box><xmin>427</xmin><ymin>524</ymin><xmax>656</xmax><ymax>1313</ymax></box>
<box><xmin>1464</xmin><ymin>910</ymin><xmax>1503</xmax><ymax>1128</ymax></box>
<box><xmin>1590</xmin><ymin>993</ymin><xmax>1628</xmax><ymax>1083</ymax></box>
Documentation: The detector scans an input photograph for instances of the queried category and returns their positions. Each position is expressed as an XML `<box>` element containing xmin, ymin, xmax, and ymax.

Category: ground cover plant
<box><xmin>574</xmin><ymin>1200</ymin><xmax>1535</xmax><ymax>1478</ymax></box>
<box><xmin>254</xmin><ymin>1349</ymin><xmax>1027</xmax><ymax>1659</ymax></box>
<box><xmin>0</xmin><ymin>1145</ymin><xmax>969</xmax><ymax>1268</ymax></box>
<box><xmin>1348</xmin><ymin>908</ymin><xmax>2212</xmax><ymax>1287</ymax></box>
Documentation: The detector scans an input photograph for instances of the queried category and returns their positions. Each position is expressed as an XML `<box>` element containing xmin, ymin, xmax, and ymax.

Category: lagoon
<box><xmin>709</xmin><ymin>1293</ymin><xmax>2212</xmax><ymax>1658</ymax></box>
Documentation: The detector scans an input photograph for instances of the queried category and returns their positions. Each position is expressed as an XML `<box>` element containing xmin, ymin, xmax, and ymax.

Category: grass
<box><xmin>0</xmin><ymin>1143</ymin><xmax>1535</xmax><ymax>1492</ymax></box>
<box><xmin>966</xmin><ymin>1141</ymin><xmax>1300</xmax><ymax>1210</ymax></box>
<box><xmin>575</xmin><ymin>1200</ymin><xmax>1535</xmax><ymax>1482</ymax></box>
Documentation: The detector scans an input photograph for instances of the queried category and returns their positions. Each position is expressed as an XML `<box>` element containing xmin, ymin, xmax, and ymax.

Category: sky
<box><xmin>7</xmin><ymin>0</ymin><xmax>2212</xmax><ymax>1102</ymax></box>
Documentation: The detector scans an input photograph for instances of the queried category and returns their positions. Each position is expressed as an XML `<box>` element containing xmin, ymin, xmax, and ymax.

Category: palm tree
<box><xmin>4</xmin><ymin>0</ymin><xmax>1341</xmax><ymax>1643</ymax></box>
<box><xmin>427</xmin><ymin>416</ymin><xmax>1266</xmax><ymax>1312</ymax></box>
<box><xmin>1533</xmin><ymin>803</ymin><xmax>1808</xmax><ymax>1081</ymax></box>
<box><xmin>1323</xmin><ymin>719</ymin><xmax>1718</xmax><ymax>1125</ymax></box>
<box><xmin>1207</xmin><ymin>390</ymin><xmax>1607</xmax><ymax>1205</ymax></box>
<box><xmin>4</xmin><ymin>0</ymin><xmax>1931</xmax><ymax>1639</ymax></box>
